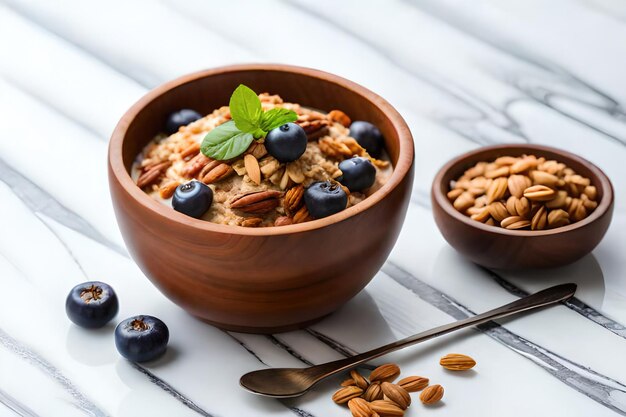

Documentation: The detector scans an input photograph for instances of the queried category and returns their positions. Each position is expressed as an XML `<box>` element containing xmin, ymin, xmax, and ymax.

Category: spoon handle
<box><xmin>314</xmin><ymin>283</ymin><xmax>576</xmax><ymax>377</ymax></box>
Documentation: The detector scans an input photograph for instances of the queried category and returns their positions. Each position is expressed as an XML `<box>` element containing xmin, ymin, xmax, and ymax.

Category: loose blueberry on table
<box><xmin>165</xmin><ymin>109</ymin><xmax>203</xmax><ymax>135</ymax></box>
<box><xmin>66</xmin><ymin>281</ymin><xmax>119</xmax><ymax>328</ymax></box>
<box><xmin>349</xmin><ymin>121</ymin><xmax>385</xmax><ymax>158</ymax></box>
<box><xmin>115</xmin><ymin>315</ymin><xmax>169</xmax><ymax>362</ymax></box>
<box><xmin>338</xmin><ymin>157</ymin><xmax>377</xmax><ymax>192</ymax></box>
<box><xmin>304</xmin><ymin>181</ymin><xmax>348</xmax><ymax>219</ymax></box>
<box><xmin>172</xmin><ymin>181</ymin><xmax>213</xmax><ymax>218</ymax></box>
<box><xmin>264</xmin><ymin>122</ymin><xmax>308</xmax><ymax>162</ymax></box>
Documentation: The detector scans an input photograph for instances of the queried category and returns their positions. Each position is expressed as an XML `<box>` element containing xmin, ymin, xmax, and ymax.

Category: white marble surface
<box><xmin>0</xmin><ymin>1</ymin><xmax>625</xmax><ymax>416</ymax></box>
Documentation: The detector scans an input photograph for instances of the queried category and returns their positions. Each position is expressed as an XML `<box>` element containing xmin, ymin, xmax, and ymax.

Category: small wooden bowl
<box><xmin>431</xmin><ymin>144</ymin><xmax>613</xmax><ymax>269</ymax></box>
<box><xmin>108</xmin><ymin>64</ymin><xmax>414</xmax><ymax>333</ymax></box>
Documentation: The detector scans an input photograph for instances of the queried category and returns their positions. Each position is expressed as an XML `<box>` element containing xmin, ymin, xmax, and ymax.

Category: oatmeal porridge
<box><xmin>133</xmin><ymin>86</ymin><xmax>392</xmax><ymax>227</ymax></box>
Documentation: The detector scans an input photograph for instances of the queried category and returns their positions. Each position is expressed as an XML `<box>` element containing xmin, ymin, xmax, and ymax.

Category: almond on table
<box><xmin>439</xmin><ymin>353</ymin><xmax>477</xmax><ymax>370</ymax></box>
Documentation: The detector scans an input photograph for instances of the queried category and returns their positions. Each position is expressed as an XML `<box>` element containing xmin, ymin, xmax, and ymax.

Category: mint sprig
<box><xmin>201</xmin><ymin>85</ymin><xmax>298</xmax><ymax>161</ymax></box>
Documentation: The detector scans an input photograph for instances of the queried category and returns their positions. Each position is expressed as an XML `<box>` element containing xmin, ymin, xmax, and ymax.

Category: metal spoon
<box><xmin>240</xmin><ymin>283</ymin><xmax>576</xmax><ymax>398</ymax></box>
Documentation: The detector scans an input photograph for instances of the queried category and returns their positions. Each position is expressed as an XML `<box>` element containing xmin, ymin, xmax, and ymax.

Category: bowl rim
<box><xmin>109</xmin><ymin>63</ymin><xmax>414</xmax><ymax>236</ymax></box>
<box><xmin>432</xmin><ymin>143</ymin><xmax>614</xmax><ymax>236</ymax></box>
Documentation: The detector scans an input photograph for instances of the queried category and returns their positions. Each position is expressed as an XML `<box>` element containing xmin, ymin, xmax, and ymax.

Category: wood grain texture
<box><xmin>431</xmin><ymin>144</ymin><xmax>613</xmax><ymax>269</ymax></box>
<box><xmin>108</xmin><ymin>64</ymin><xmax>414</xmax><ymax>333</ymax></box>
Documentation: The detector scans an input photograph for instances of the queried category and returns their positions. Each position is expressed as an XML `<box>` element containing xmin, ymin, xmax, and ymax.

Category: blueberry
<box><xmin>165</xmin><ymin>109</ymin><xmax>202</xmax><ymax>135</ymax></box>
<box><xmin>304</xmin><ymin>181</ymin><xmax>348</xmax><ymax>219</ymax></box>
<box><xmin>115</xmin><ymin>315</ymin><xmax>169</xmax><ymax>362</ymax></box>
<box><xmin>265</xmin><ymin>123</ymin><xmax>307</xmax><ymax>163</ymax></box>
<box><xmin>338</xmin><ymin>157</ymin><xmax>376</xmax><ymax>192</ymax></box>
<box><xmin>349</xmin><ymin>121</ymin><xmax>384</xmax><ymax>157</ymax></box>
<box><xmin>66</xmin><ymin>281</ymin><xmax>119</xmax><ymax>328</ymax></box>
<box><xmin>172</xmin><ymin>181</ymin><xmax>213</xmax><ymax>218</ymax></box>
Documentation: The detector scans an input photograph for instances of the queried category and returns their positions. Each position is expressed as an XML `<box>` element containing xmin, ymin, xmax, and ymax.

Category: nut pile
<box><xmin>448</xmin><ymin>155</ymin><xmax>598</xmax><ymax>230</ymax></box>
<box><xmin>333</xmin><ymin>353</ymin><xmax>476</xmax><ymax>416</ymax></box>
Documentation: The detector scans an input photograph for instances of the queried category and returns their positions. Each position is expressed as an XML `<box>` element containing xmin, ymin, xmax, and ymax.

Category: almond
<box><xmin>439</xmin><ymin>353</ymin><xmax>476</xmax><ymax>370</ymax></box>
<box><xmin>547</xmin><ymin>209</ymin><xmax>570</xmax><ymax>228</ymax></box>
<box><xmin>286</xmin><ymin>162</ymin><xmax>305</xmax><ymax>184</ymax></box>
<box><xmin>368</xmin><ymin>400</ymin><xmax>404</xmax><ymax>417</ymax></box>
<box><xmin>419</xmin><ymin>384</ymin><xmax>444</xmax><ymax>405</ymax></box>
<box><xmin>507</xmin><ymin>175</ymin><xmax>531</xmax><ymax>198</ymax></box>
<box><xmin>341</xmin><ymin>378</ymin><xmax>356</xmax><ymax>387</ymax></box>
<box><xmin>501</xmin><ymin>216</ymin><xmax>531</xmax><ymax>230</ymax></box>
<box><xmin>485</xmin><ymin>166</ymin><xmax>509</xmax><ymax>179</ymax></box>
<box><xmin>487</xmin><ymin>202</ymin><xmax>509</xmax><ymax>222</ymax></box>
<box><xmin>530</xmin><ymin>170</ymin><xmax>559</xmax><ymax>187</ymax></box>
<box><xmin>583</xmin><ymin>185</ymin><xmax>597</xmax><ymax>200</ymax></box>
<box><xmin>446</xmin><ymin>188</ymin><xmax>463</xmax><ymax>202</ymax></box>
<box><xmin>523</xmin><ymin>185</ymin><xmax>555</xmax><ymax>201</ymax></box>
<box><xmin>381</xmin><ymin>382</ymin><xmax>411</xmax><ymax>410</ymax></box>
<box><xmin>363</xmin><ymin>382</ymin><xmax>384</xmax><ymax>402</ymax></box>
<box><xmin>463</xmin><ymin>162</ymin><xmax>487</xmax><ymax>179</ymax></box>
<box><xmin>348</xmin><ymin>398</ymin><xmax>372</xmax><ymax>417</ymax></box>
<box><xmin>397</xmin><ymin>376</ymin><xmax>429</xmax><ymax>392</ymax></box>
<box><xmin>244</xmin><ymin>154</ymin><xmax>261</xmax><ymax>185</ymax></box>
<box><xmin>531</xmin><ymin>205</ymin><xmax>547</xmax><ymax>230</ymax></box>
<box><xmin>545</xmin><ymin>190</ymin><xmax>568</xmax><ymax>209</ymax></box>
<box><xmin>350</xmin><ymin>369</ymin><xmax>369</xmax><ymax>390</ymax></box>
<box><xmin>486</xmin><ymin>177</ymin><xmax>508</xmax><ymax>203</ymax></box>
<box><xmin>369</xmin><ymin>364</ymin><xmax>400</xmax><ymax>383</ymax></box>
<box><xmin>332</xmin><ymin>386</ymin><xmax>363</xmax><ymax>404</ymax></box>
<box><xmin>470</xmin><ymin>207</ymin><xmax>491</xmax><ymax>223</ymax></box>
<box><xmin>453</xmin><ymin>192</ymin><xmax>474</xmax><ymax>212</ymax></box>
<box><xmin>510</xmin><ymin>157</ymin><xmax>535</xmax><ymax>174</ymax></box>
<box><xmin>494</xmin><ymin>156</ymin><xmax>518</xmax><ymax>166</ymax></box>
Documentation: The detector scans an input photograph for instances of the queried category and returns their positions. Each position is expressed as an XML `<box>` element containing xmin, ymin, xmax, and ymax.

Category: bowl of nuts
<box><xmin>431</xmin><ymin>144</ymin><xmax>613</xmax><ymax>269</ymax></box>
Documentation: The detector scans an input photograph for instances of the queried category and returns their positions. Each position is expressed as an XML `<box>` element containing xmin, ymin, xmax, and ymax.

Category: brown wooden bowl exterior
<box><xmin>431</xmin><ymin>144</ymin><xmax>613</xmax><ymax>269</ymax></box>
<box><xmin>109</xmin><ymin>64</ymin><xmax>414</xmax><ymax>333</ymax></box>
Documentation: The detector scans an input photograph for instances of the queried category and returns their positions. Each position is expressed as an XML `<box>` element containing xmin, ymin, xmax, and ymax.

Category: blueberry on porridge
<box><xmin>133</xmin><ymin>84</ymin><xmax>392</xmax><ymax>227</ymax></box>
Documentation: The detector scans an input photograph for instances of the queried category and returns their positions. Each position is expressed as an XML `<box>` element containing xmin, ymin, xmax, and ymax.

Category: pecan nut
<box><xmin>181</xmin><ymin>153</ymin><xmax>211</xmax><ymax>178</ymax></box>
<box><xmin>293</xmin><ymin>206</ymin><xmax>312</xmax><ymax>223</ymax></box>
<box><xmin>230</xmin><ymin>190</ymin><xmax>282</xmax><ymax>214</ymax></box>
<box><xmin>284</xmin><ymin>185</ymin><xmax>304</xmax><ymax>214</ymax></box>
<box><xmin>136</xmin><ymin>161</ymin><xmax>171</xmax><ymax>188</ymax></box>
<box><xmin>200</xmin><ymin>162</ymin><xmax>234</xmax><ymax>184</ymax></box>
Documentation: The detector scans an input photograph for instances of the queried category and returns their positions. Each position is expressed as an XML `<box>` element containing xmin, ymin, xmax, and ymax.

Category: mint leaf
<box><xmin>229</xmin><ymin>84</ymin><xmax>262</xmax><ymax>135</ymax></box>
<box><xmin>260</xmin><ymin>108</ymin><xmax>298</xmax><ymax>132</ymax></box>
<box><xmin>200</xmin><ymin>121</ymin><xmax>254</xmax><ymax>161</ymax></box>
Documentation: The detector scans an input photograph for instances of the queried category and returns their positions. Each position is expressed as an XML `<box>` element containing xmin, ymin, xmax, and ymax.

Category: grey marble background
<box><xmin>0</xmin><ymin>1</ymin><xmax>625</xmax><ymax>416</ymax></box>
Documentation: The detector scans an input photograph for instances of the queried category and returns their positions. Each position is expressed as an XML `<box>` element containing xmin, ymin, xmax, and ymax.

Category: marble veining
<box><xmin>483</xmin><ymin>267</ymin><xmax>626</xmax><ymax>339</ymax></box>
<box><xmin>0</xmin><ymin>1</ymin><xmax>624</xmax><ymax>416</ymax></box>
<box><xmin>382</xmin><ymin>262</ymin><xmax>626</xmax><ymax>414</ymax></box>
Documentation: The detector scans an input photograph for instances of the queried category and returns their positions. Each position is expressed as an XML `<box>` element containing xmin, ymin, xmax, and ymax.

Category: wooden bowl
<box><xmin>108</xmin><ymin>64</ymin><xmax>414</xmax><ymax>333</ymax></box>
<box><xmin>431</xmin><ymin>144</ymin><xmax>613</xmax><ymax>269</ymax></box>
